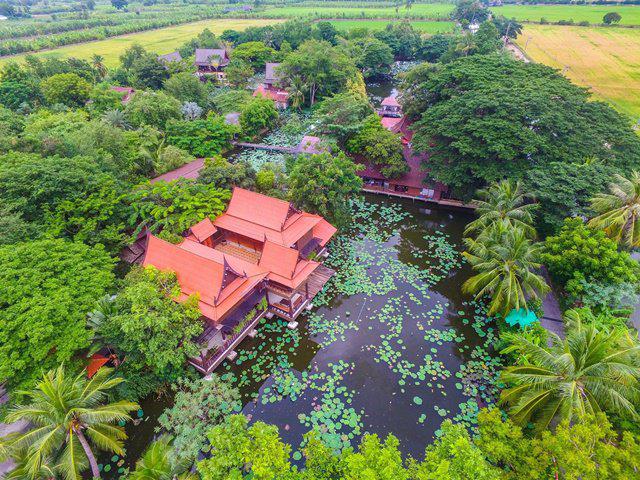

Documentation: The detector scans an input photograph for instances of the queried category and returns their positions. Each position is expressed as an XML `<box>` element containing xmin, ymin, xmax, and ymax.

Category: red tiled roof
<box><xmin>142</xmin><ymin>235</ymin><xmax>267</xmax><ymax>323</ymax></box>
<box><xmin>381</xmin><ymin>116</ymin><xmax>403</xmax><ymax>132</ymax></box>
<box><xmin>151</xmin><ymin>158</ymin><xmax>205</xmax><ymax>183</ymax></box>
<box><xmin>259</xmin><ymin>240</ymin><xmax>320</xmax><ymax>289</ymax></box>
<box><xmin>189</xmin><ymin>218</ymin><xmax>217</xmax><ymax>242</ymax></box>
<box><xmin>253</xmin><ymin>84</ymin><xmax>289</xmax><ymax>103</ymax></box>
<box><xmin>381</xmin><ymin>95</ymin><xmax>401</xmax><ymax>107</ymax></box>
<box><xmin>214</xmin><ymin>188</ymin><xmax>335</xmax><ymax>248</ymax></box>
<box><xmin>86</xmin><ymin>355</ymin><xmax>109</xmax><ymax>378</ymax></box>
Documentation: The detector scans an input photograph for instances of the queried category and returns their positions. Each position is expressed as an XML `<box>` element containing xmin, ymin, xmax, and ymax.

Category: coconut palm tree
<box><xmin>500</xmin><ymin>320</ymin><xmax>640</xmax><ymax>432</ymax></box>
<box><xmin>465</xmin><ymin>179</ymin><xmax>537</xmax><ymax>238</ymax></box>
<box><xmin>129</xmin><ymin>437</ymin><xmax>197</xmax><ymax>480</ymax></box>
<box><xmin>0</xmin><ymin>366</ymin><xmax>138</xmax><ymax>480</ymax></box>
<box><xmin>588</xmin><ymin>171</ymin><xmax>640</xmax><ymax>248</ymax></box>
<box><xmin>92</xmin><ymin>54</ymin><xmax>107</xmax><ymax>80</ymax></box>
<box><xmin>102</xmin><ymin>109</ymin><xmax>130</xmax><ymax>130</ymax></box>
<box><xmin>462</xmin><ymin>223</ymin><xmax>549</xmax><ymax>317</ymax></box>
<box><xmin>287</xmin><ymin>76</ymin><xmax>307</xmax><ymax>111</ymax></box>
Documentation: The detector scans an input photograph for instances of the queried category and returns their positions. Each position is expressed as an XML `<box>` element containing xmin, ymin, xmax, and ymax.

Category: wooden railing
<box><xmin>189</xmin><ymin>308</ymin><xmax>267</xmax><ymax>374</ymax></box>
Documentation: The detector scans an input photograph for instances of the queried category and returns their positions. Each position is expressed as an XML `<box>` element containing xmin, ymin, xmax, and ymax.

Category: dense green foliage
<box><xmin>0</xmin><ymin>239</ymin><xmax>115</xmax><ymax>391</ymax></box>
<box><xmin>158</xmin><ymin>377</ymin><xmax>241</xmax><ymax>464</ymax></box>
<box><xmin>289</xmin><ymin>151</ymin><xmax>363</xmax><ymax>227</ymax></box>
<box><xmin>402</xmin><ymin>55</ymin><xmax>640</xmax><ymax>197</ymax></box>
<box><xmin>94</xmin><ymin>266</ymin><xmax>203</xmax><ymax>399</ymax></box>
<box><xmin>541</xmin><ymin>218</ymin><xmax>639</xmax><ymax>306</ymax></box>
<box><xmin>346</xmin><ymin>114</ymin><xmax>407</xmax><ymax>179</ymax></box>
<box><xmin>166</xmin><ymin>114</ymin><xmax>238</xmax><ymax>157</ymax></box>
<box><xmin>501</xmin><ymin>321</ymin><xmax>640</xmax><ymax>431</ymax></box>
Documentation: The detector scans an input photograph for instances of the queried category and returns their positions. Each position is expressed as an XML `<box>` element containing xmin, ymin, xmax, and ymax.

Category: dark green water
<box><xmin>104</xmin><ymin>196</ymin><xmax>502</xmax><ymax>476</ymax></box>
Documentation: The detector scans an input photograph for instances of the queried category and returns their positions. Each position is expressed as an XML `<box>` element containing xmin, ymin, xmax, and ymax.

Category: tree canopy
<box><xmin>0</xmin><ymin>239</ymin><xmax>115</xmax><ymax>391</ymax></box>
<box><xmin>401</xmin><ymin>55</ymin><xmax>640</xmax><ymax>197</ymax></box>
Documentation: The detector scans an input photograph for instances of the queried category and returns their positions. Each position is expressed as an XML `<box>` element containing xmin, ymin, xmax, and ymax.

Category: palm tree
<box><xmin>0</xmin><ymin>366</ymin><xmax>138</xmax><ymax>480</ymax></box>
<box><xmin>102</xmin><ymin>109</ymin><xmax>130</xmax><ymax>130</ymax></box>
<box><xmin>465</xmin><ymin>179</ymin><xmax>537</xmax><ymax>238</ymax></box>
<box><xmin>588</xmin><ymin>171</ymin><xmax>640</xmax><ymax>248</ymax></box>
<box><xmin>287</xmin><ymin>76</ymin><xmax>307</xmax><ymax>111</ymax></box>
<box><xmin>462</xmin><ymin>224</ymin><xmax>549</xmax><ymax>317</ymax></box>
<box><xmin>500</xmin><ymin>321</ymin><xmax>640</xmax><ymax>432</ymax></box>
<box><xmin>455</xmin><ymin>31</ymin><xmax>477</xmax><ymax>56</ymax></box>
<box><xmin>129</xmin><ymin>437</ymin><xmax>197</xmax><ymax>480</ymax></box>
<box><xmin>91</xmin><ymin>54</ymin><xmax>107</xmax><ymax>79</ymax></box>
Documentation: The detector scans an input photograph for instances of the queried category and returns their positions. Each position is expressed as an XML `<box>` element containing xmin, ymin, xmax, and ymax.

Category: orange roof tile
<box><xmin>313</xmin><ymin>218</ymin><xmax>338</xmax><ymax>247</ymax></box>
<box><xmin>226</xmin><ymin>188</ymin><xmax>293</xmax><ymax>231</ymax></box>
<box><xmin>259</xmin><ymin>240</ymin><xmax>299</xmax><ymax>278</ymax></box>
<box><xmin>143</xmin><ymin>235</ymin><xmax>267</xmax><ymax>323</ymax></box>
<box><xmin>189</xmin><ymin>218</ymin><xmax>217</xmax><ymax>242</ymax></box>
<box><xmin>259</xmin><ymin>240</ymin><xmax>320</xmax><ymax>289</ymax></box>
<box><xmin>213</xmin><ymin>188</ymin><xmax>336</xmax><ymax>248</ymax></box>
<box><xmin>86</xmin><ymin>355</ymin><xmax>109</xmax><ymax>378</ymax></box>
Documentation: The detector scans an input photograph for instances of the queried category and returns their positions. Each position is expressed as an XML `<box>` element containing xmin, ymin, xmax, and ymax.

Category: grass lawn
<box><xmin>516</xmin><ymin>24</ymin><xmax>640</xmax><ymax>119</ymax></box>
<box><xmin>0</xmin><ymin>19</ymin><xmax>282</xmax><ymax>67</ymax></box>
<box><xmin>329</xmin><ymin>19</ymin><xmax>454</xmax><ymax>33</ymax></box>
<box><xmin>493</xmin><ymin>4</ymin><xmax>640</xmax><ymax>25</ymax></box>
<box><xmin>258</xmin><ymin>3</ymin><xmax>454</xmax><ymax>19</ymax></box>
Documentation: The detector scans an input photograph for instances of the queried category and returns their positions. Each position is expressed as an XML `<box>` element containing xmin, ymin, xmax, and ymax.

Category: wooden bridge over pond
<box><xmin>232</xmin><ymin>141</ymin><xmax>297</xmax><ymax>153</ymax></box>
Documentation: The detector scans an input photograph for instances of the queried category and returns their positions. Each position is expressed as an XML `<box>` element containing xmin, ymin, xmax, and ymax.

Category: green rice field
<box><xmin>257</xmin><ymin>3</ymin><xmax>454</xmax><ymax>19</ymax></box>
<box><xmin>0</xmin><ymin>18</ymin><xmax>282</xmax><ymax>67</ymax></box>
<box><xmin>330</xmin><ymin>19</ymin><xmax>455</xmax><ymax>33</ymax></box>
<box><xmin>492</xmin><ymin>4</ymin><xmax>640</xmax><ymax>25</ymax></box>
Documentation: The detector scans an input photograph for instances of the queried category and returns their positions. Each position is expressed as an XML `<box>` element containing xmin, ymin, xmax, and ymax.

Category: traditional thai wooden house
<box><xmin>195</xmin><ymin>48</ymin><xmax>230</xmax><ymax>79</ymax></box>
<box><xmin>141</xmin><ymin>188</ymin><xmax>337</xmax><ymax>374</ymax></box>
<box><xmin>253</xmin><ymin>62</ymin><xmax>289</xmax><ymax>108</ymax></box>
<box><xmin>378</xmin><ymin>95</ymin><xmax>402</xmax><ymax>117</ymax></box>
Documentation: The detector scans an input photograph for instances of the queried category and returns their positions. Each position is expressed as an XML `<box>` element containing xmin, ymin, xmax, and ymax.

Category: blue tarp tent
<box><xmin>505</xmin><ymin>308</ymin><xmax>538</xmax><ymax>329</ymax></box>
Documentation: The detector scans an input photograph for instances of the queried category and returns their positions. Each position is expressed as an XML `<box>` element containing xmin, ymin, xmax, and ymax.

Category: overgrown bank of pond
<box><xmin>106</xmin><ymin>195</ymin><xmax>502</xmax><ymax>475</ymax></box>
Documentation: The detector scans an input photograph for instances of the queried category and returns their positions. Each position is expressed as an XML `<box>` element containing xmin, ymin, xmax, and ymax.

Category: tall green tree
<box><xmin>0</xmin><ymin>239</ymin><xmax>115</xmax><ymax>391</ymax></box>
<box><xmin>465</xmin><ymin>179</ymin><xmax>536</xmax><ymax>238</ymax></box>
<box><xmin>288</xmin><ymin>151</ymin><xmax>363</xmax><ymax>227</ymax></box>
<box><xmin>588</xmin><ymin>171</ymin><xmax>640</xmax><ymax>248</ymax></box>
<box><xmin>541</xmin><ymin>218</ymin><xmax>639</xmax><ymax>305</ymax></box>
<box><xmin>401</xmin><ymin>55</ymin><xmax>640</xmax><ymax>196</ymax></box>
<box><xmin>40</xmin><ymin>72</ymin><xmax>91</xmax><ymax>108</ymax></box>
<box><xmin>500</xmin><ymin>322</ymin><xmax>640</xmax><ymax>432</ymax></box>
<box><xmin>97</xmin><ymin>266</ymin><xmax>203</xmax><ymax>400</ymax></box>
<box><xmin>462</xmin><ymin>224</ymin><xmax>549</xmax><ymax>317</ymax></box>
<box><xmin>0</xmin><ymin>366</ymin><xmax>137</xmax><ymax>480</ymax></box>
<box><xmin>157</xmin><ymin>377</ymin><xmax>241</xmax><ymax>463</ymax></box>
<box><xmin>197</xmin><ymin>415</ymin><xmax>293</xmax><ymax>480</ymax></box>
<box><xmin>280</xmin><ymin>39</ymin><xmax>361</xmax><ymax>105</ymax></box>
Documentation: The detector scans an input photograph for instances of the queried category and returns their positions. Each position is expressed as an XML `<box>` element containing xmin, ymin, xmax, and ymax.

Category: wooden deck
<box><xmin>307</xmin><ymin>265</ymin><xmax>336</xmax><ymax>298</ymax></box>
<box><xmin>362</xmin><ymin>187</ymin><xmax>476</xmax><ymax>210</ymax></box>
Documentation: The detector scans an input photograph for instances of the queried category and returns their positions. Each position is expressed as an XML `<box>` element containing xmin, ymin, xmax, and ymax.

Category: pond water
<box><xmin>103</xmin><ymin>196</ymin><xmax>501</xmax><ymax>476</ymax></box>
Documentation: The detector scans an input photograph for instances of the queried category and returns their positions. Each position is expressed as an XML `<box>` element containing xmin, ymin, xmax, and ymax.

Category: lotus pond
<box><xmin>105</xmin><ymin>195</ymin><xmax>502</xmax><ymax>476</ymax></box>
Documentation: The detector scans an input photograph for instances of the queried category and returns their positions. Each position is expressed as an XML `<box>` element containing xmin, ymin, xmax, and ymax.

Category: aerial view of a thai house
<box><xmin>141</xmin><ymin>188</ymin><xmax>337</xmax><ymax>374</ymax></box>
<box><xmin>194</xmin><ymin>48</ymin><xmax>230</xmax><ymax>79</ymax></box>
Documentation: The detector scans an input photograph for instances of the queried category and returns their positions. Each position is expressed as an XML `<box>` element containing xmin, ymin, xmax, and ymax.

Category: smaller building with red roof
<box><xmin>140</xmin><ymin>187</ymin><xmax>337</xmax><ymax>374</ymax></box>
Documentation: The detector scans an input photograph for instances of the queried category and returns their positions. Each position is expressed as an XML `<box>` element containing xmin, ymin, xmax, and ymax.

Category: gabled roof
<box><xmin>213</xmin><ymin>188</ymin><xmax>336</xmax><ymax>248</ymax></box>
<box><xmin>253</xmin><ymin>85</ymin><xmax>289</xmax><ymax>104</ymax></box>
<box><xmin>259</xmin><ymin>240</ymin><xmax>320</xmax><ymax>289</ymax></box>
<box><xmin>142</xmin><ymin>235</ymin><xmax>267</xmax><ymax>322</ymax></box>
<box><xmin>189</xmin><ymin>218</ymin><xmax>217</xmax><ymax>242</ymax></box>
<box><xmin>195</xmin><ymin>48</ymin><xmax>228</xmax><ymax>66</ymax></box>
<box><xmin>226</xmin><ymin>187</ymin><xmax>294</xmax><ymax>231</ymax></box>
<box><xmin>158</xmin><ymin>51</ymin><xmax>182</xmax><ymax>63</ymax></box>
<box><xmin>381</xmin><ymin>95</ymin><xmax>401</xmax><ymax>107</ymax></box>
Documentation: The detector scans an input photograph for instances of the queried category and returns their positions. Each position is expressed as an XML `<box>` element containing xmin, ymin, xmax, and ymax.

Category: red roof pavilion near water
<box><xmin>142</xmin><ymin>188</ymin><xmax>337</xmax><ymax>324</ymax></box>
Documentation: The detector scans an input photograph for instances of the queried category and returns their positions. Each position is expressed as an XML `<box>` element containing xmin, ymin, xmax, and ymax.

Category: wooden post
<box><xmin>305</xmin><ymin>282</ymin><xmax>309</xmax><ymax>299</ymax></box>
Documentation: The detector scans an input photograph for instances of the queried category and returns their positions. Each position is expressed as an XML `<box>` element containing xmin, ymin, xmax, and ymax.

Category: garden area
<box><xmin>109</xmin><ymin>195</ymin><xmax>499</xmax><ymax>474</ymax></box>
